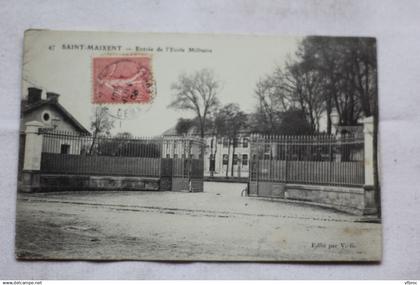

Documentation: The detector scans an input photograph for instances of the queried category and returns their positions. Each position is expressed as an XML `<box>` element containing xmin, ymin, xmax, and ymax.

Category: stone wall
<box><xmin>190</xmin><ymin>178</ymin><xmax>204</xmax><ymax>192</ymax></box>
<box><xmin>249</xmin><ymin>182</ymin><xmax>370</xmax><ymax>215</ymax></box>
<box><xmin>22</xmin><ymin>173</ymin><xmax>205</xmax><ymax>193</ymax></box>
<box><xmin>159</xmin><ymin>177</ymin><xmax>172</xmax><ymax>191</ymax></box>
<box><xmin>35</xmin><ymin>174</ymin><xmax>160</xmax><ymax>192</ymax></box>
<box><xmin>171</xmin><ymin>177</ymin><xmax>190</xmax><ymax>192</ymax></box>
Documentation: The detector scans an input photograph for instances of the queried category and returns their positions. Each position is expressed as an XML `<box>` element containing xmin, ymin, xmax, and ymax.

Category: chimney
<box><xmin>27</xmin><ymin>87</ymin><xmax>42</xmax><ymax>104</ymax></box>
<box><xmin>46</xmin><ymin>92</ymin><xmax>60</xmax><ymax>103</ymax></box>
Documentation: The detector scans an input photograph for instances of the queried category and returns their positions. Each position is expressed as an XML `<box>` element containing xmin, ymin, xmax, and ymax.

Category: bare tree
<box><xmin>252</xmin><ymin>37</ymin><xmax>377</xmax><ymax>135</ymax></box>
<box><xmin>254</xmin><ymin>70</ymin><xmax>290</xmax><ymax>133</ymax></box>
<box><xmin>283</xmin><ymin>61</ymin><xmax>325</xmax><ymax>132</ymax></box>
<box><xmin>253</xmin><ymin>62</ymin><xmax>324</xmax><ymax>134</ymax></box>
<box><xmin>89</xmin><ymin>106</ymin><xmax>115</xmax><ymax>154</ymax></box>
<box><xmin>169</xmin><ymin>69</ymin><xmax>220</xmax><ymax>139</ymax></box>
<box><xmin>214</xmin><ymin>104</ymin><xmax>247</xmax><ymax>177</ymax></box>
<box><xmin>296</xmin><ymin>36</ymin><xmax>377</xmax><ymax>128</ymax></box>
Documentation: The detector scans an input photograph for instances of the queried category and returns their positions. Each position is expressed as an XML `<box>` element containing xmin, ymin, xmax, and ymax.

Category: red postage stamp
<box><xmin>92</xmin><ymin>56</ymin><xmax>154</xmax><ymax>104</ymax></box>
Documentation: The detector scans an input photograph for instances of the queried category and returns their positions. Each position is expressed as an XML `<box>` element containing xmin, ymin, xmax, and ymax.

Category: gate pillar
<box><xmin>160</xmin><ymin>158</ymin><xmax>173</xmax><ymax>191</ymax></box>
<box><xmin>21</xmin><ymin>121</ymin><xmax>44</xmax><ymax>192</ymax></box>
<box><xmin>190</xmin><ymin>158</ymin><xmax>204</xmax><ymax>192</ymax></box>
<box><xmin>363</xmin><ymin>116</ymin><xmax>378</xmax><ymax>215</ymax></box>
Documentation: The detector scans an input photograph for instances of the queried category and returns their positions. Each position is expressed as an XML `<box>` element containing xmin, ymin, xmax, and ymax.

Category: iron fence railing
<box><xmin>249</xmin><ymin>133</ymin><xmax>365</xmax><ymax>186</ymax></box>
<box><xmin>39</xmin><ymin>129</ymin><xmax>205</xmax><ymax>178</ymax></box>
<box><xmin>39</xmin><ymin>129</ymin><xmax>204</xmax><ymax>158</ymax></box>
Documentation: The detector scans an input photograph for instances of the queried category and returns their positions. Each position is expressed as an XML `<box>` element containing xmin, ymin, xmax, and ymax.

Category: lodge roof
<box><xmin>22</xmin><ymin>98</ymin><xmax>90</xmax><ymax>135</ymax></box>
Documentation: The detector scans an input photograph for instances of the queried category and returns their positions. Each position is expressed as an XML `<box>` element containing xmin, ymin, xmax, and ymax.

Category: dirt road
<box><xmin>15</xmin><ymin>182</ymin><xmax>381</xmax><ymax>261</ymax></box>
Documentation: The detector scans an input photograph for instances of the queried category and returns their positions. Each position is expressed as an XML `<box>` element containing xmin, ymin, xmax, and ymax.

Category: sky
<box><xmin>22</xmin><ymin>30</ymin><xmax>301</xmax><ymax>136</ymax></box>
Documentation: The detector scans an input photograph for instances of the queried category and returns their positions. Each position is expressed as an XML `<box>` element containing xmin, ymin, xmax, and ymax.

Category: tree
<box><xmin>251</xmin><ymin>64</ymin><xmax>321</xmax><ymax>135</ymax></box>
<box><xmin>253</xmin><ymin>70</ymin><xmax>290</xmax><ymax>133</ymax></box>
<box><xmin>251</xmin><ymin>36</ymin><xmax>377</xmax><ymax>135</ymax></box>
<box><xmin>175</xmin><ymin>118</ymin><xmax>197</xmax><ymax>136</ymax></box>
<box><xmin>93</xmin><ymin>131</ymin><xmax>161</xmax><ymax>157</ymax></box>
<box><xmin>89</xmin><ymin>106</ymin><xmax>115</xmax><ymax>154</ymax></box>
<box><xmin>278</xmin><ymin>109</ymin><xmax>313</xmax><ymax>135</ymax></box>
<box><xmin>95</xmin><ymin>132</ymin><xmax>132</xmax><ymax>156</ymax></box>
<box><xmin>214</xmin><ymin>104</ymin><xmax>247</xmax><ymax>177</ymax></box>
<box><xmin>169</xmin><ymin>68</ymin><xmax>220</xmax><ymax>139</ymax></box>
<box><xmin>283</xmin><ymin>60</ymin><xmax>326</xmax><ymax>132</ymax></box>
<box><xmin>297</xmin><ymin>36</ymin><xmax>377</xmax><ymax>129</ymax></box>
<box><xmin>251</xmin><ymin>60</ymin><xmax>326</xmax><ymax>134</ymax></box>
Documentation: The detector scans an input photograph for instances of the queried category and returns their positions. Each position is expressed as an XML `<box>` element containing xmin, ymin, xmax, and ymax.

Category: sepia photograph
<box><xmin>16</xmin><ymin>30</ymin><xmax>381</xmax><ymax>261</ymax></box>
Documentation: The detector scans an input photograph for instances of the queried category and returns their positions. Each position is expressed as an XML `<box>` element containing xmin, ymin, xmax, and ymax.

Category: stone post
<box><xmin>21</xmin><ymin>121</ymin><xmax>44</xmax><ymax>192</ymax></box>
<box><xmin>363</xmin><ymin>116</ymin><xmax>378</xmax><ymax>215</ymax></box>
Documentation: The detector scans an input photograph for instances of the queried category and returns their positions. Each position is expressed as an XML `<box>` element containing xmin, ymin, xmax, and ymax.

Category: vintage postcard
<box><xmin>16</xmin><ymin>30</ymin><xmax>381</xmax><ymax>261</ymax></box>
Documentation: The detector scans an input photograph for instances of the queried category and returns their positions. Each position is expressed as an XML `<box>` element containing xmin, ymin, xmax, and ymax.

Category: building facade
<box><xmin>21</xmin><ymin>87</ymin><xmax>90</xmax><ymax>135</ymax></box>
<box><xmin>21</xmin><ymin>88</ymin><xmax>90</xmax><ymax>157</ymax></box>
<box><xmin>203</xmin><ymin>134</ymin><xmax>250</xmax><ymax>178</ymax></box>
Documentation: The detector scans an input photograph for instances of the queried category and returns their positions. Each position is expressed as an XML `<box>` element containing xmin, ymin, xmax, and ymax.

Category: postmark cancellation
<box><xmin>92</xmin><ymin>55</ymin><xmax>155</xmax><ymax>105</ymax></box>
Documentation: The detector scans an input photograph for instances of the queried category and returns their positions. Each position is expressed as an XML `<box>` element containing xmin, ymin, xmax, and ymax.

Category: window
<box><xmin>233</xmin><ymin>138</ymin><xmax>239</xmax><ymax>148</ymax></box>
<box><xmin>242</xmin><ymin>154</ymin><xmax>248</xmax><ymax>166</ymax></box>
<box><xmin>42</xmin><ymin>112</ymin><xmax>50</xmax><ymax>122</ymax></box>
<box><xmin>222</xmin><ymin>154</ymin><xmax>229</xmax><ymax>165</ymax></box>
<box><xmin>242</xmin><ymin>138</ymin><xmax>248</xmax><ymax>148</ymax></box>
<box><xmin>233</xmin><ymin>154</ymin><xmax>238</xmax><ymax>165</ymax></box>
<box><xmin>223</xmin><ymin>138</ymin><xmax>229</xmax><ymax>147</ymax></box>
<box><xmin>166</xmin><ymin>154</ymin><xmax>170</xmax><ymax>158</ymax></box>
<box><xmin>173</xmin><ymin>153</ymin><xmax>178</xmax><ymax>159</ymax></box>
<box><xmin>60</xmin><ymin>144</ymin><xmax>70</xmax><ymax>154</ymax></box>
<box><xmin>209</xmin><ymin>155</ymin><xmax>215</xmax><ymax>171</ymax></box>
